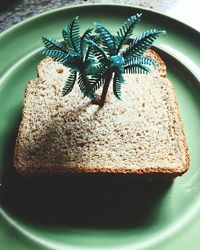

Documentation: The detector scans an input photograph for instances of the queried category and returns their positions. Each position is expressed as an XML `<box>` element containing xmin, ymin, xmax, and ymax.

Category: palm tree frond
<box><xmin>86</xmin><ymin>63</ymin><xmax>105</xmax><ymax>75</ymax></box>
<box><xmin>42</xmin><ymin>36</ymin><xmax>66</xmax><ymax>51</ymax></box>
<box><xmin>84</xmin><ymin>45</ymin><xmax>96</xmax><ymax>63</ymax></box>
<box><xmin>125</xmin><ymin>56</ymin><xmax>156</xmax><ymax>67</ymax></box>
<box><xmin>59</xmin><ymin>53</ymin><xmax>81</xmax><ymax>71</ymax></box>
<box><xmin>62</xmin><ymin>71</ymin><xmax>77</xmax><ymax>96</ymax></box>
<box><xmin>123</xmin><ymin>29</ymin><xmax>166</xmax><ymax>58</ymax></box>
<box><xmin>88</xmin><ymin>40</ymin><xmax>108</xmax><ymax>66</ymax></box>
<box><xmin>113</xmin><ymin>72</ymin><xmax>124</xmax><ymax>100</ymax></box>
<box><xmin>95</xmin><ymin>23</ymin><xmax>116</xmax><ymax>56</ymax></box>
<box><xmin>80</xmin><ymin>28</ymin><xmax>93</xmax><ymax>56</ymax></box>
<box><xmin>124</xmin><ymin>64</ymin><xmax>151</xmax><ymax>74</ymax></box>
<box><xmin>67</xmin><ymin>16</ymin><xmax>81</xmax><ymax>53</ymax></box>
<box><xmin>77</xmin><ymin>72</ymin><xmax>93</xmax><ymax>97</ymax></box>
<box><xmin>42</xmin><ymin>49</ymin><xmax>68</xmax><ymax>61</ymax></box>
<box><xmin>62</xmin><ymin>29</ymin><xmax>71</xmax><ymax>49</ymax></box>
<box><xmin>116</xmin><ymin>13</ymin><xmax>142</xmax><ymax>53</ymax></box>
<box><xmin>85</xmin><ymin>70</ymin><xmax>108</xmax><ymax>98</ymax></box>
<box><xmin>93</xmin><ymin>35</ymin><xmax>101</xmax><ymax>44</ymax></box>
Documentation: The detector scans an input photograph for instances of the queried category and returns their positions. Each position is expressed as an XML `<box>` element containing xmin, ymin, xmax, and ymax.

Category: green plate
<box><xmin>0</xmin><ymin>4</ymin><xmax>200</xmax><ymax>250</ymax></box>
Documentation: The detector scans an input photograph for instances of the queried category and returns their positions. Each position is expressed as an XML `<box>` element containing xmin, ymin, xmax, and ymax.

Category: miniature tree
<box><xmin>87</xmin><ymin>13</ymin><xmax>165</xmax><ymax>106</ymax></box>
<box><xmin>42</xmin><ymin>14</ymin><xmax>165</xmax><ymax>107</ymax></box>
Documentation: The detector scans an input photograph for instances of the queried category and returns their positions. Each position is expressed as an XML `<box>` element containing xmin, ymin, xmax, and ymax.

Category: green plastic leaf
<box><xmin>84</xmin><ymin>45</ymin><xmax>93</xmax><ymax>63</ymax></box>
<box><xmin>95</xmin><ymin>23</ymin><xmax>116</xmax><ymax>56</ymax></box>
<box><xmin>113</xmin><ymin>72</ymin><xmax>124</xmax><ymax>100</ymax></box>
<box><xmin>124</xmin><ymin>64</ymin><xmax>151</xmax><ymax>74</ymax></box>
<box><xmin>42</xmin><ymin>36</ymin><xmax>65</xmax><ymax>51</ymax></box>
<box><xmin>62</xmin><ymin>71</ymin><xmax>77</xmax><ymax>96</ymax></box>
<box><xmin>62</xmin><ymin>29</ymin><xmax>70</xmax><ymax>49</ymax></box>
<box><xmin>59</xmin><ymin>51</ymin><xmax>81</xmax><ymax>69</ymax></box>
<box><xmin>116</xmin><ymin>13</ymin><xmax>142</xmax><ymax>53</ymax></box>
<box><xmin>42</xmin><ymin>49</ymin><xmax>68</xmax><ymax>61</ymax></box>
<box><xmin>85</xmin><ymin>70</ymin><xmax>108</xmax><ymax>98</ymax></box>
<box><xmin>67</xmin><ymin>16</ymin><xmax>81</xmax><ymax>53</ymax></box>
<box><xmin>86</xmin><ymin>63</ymin><xmax>105</xmax><ymax>75</ymax></box>
<box><xmin>88</xmin><ymin>39</ymin><xmax>108</xmax><ymax>66</ymax></box>
<box><xmin>125</xmin><ymin>56</ymin><xmax>156</xmax><ymax>67</ymax></box>
<box><xmin>77</xmin><ymin>72</ymin><xmax>91</xmax><ymax>96</ymax></box>
<box><xmin>123</xmin><ymin>29</ymin><xmax>166</xmax><ymax>58</ymax></box>
<box><xmin>80</xmin><ymin>28</ymin><xmax>93</xmax><ymax>56</ymax></box>
<box><xmin>62</xmin><ymin>29</ymin><xmax>68</xmax><ymax>42</ymax></box>
<box><xmin>109</xmin><ymin>55</ymin><xmax>125</xmax><ymax>72</ymax></box>
<box><xmin>92</xmin><ymin>35</ymin><xmax>101</xmax><ymax>44</ymax></box>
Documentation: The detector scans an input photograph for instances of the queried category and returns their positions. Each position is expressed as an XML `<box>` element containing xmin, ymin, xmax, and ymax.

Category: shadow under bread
<box><xmin>0</xmin><ymin>115</ymin><xmax>172</xmax><ymax>230</ymax></box>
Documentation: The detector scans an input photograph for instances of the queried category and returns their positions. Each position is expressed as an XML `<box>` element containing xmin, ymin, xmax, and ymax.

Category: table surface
<box><xmin>0</xmin><ymin>0</ymin><xmax>200</xmax><ymax>33</ymax></box>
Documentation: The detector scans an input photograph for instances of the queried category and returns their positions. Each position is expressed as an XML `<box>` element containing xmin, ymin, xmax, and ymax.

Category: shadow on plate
<box><xmin>0</xmin><ymin>117</ymin><xmax>172</xmax><ymax>229</ymax></box>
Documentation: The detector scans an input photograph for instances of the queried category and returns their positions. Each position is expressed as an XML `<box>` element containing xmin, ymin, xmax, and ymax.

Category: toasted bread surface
<box><xmin>14</xmin><ymin>51</ymin><xmax>189</xmax><ymax>176</ymax></box>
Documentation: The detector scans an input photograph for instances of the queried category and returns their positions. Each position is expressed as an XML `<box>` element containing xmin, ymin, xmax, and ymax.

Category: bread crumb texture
<box><xmin>14</xmin><ymin>56</ymin><xmax>189</xmax><ymax>175</ymax></box>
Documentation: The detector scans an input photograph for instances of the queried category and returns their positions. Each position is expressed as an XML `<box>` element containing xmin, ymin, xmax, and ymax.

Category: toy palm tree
<box><xmin>42</xmin><ymin>16</ymin><xmax>96</xmax><ymax>98</ymax></box>
<box><xmin>87</xmin><ymin>13</ymin><xmax>165</xmax><ymax>106</ymax></box>
<box><xmin>42</xmin><ymin>14</ymin><xmax>165</xmax><ymax>107</ymax></box>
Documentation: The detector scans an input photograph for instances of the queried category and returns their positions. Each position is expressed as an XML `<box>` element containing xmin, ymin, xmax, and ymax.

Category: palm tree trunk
<box><xmin>99</xmin><ymin>71</ymin><xmax>113</xmax><ymax>107</ymax></box>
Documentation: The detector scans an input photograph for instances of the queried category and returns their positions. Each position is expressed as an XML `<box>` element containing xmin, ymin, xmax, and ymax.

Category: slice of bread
<box><xmin>13</xmin><ymin>50</ymin><xmax>189</xmax><ymax>177</ymax></box>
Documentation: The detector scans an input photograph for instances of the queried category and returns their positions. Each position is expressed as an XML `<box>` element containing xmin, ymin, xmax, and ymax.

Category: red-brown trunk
<box><xmin>99</xmin><ymin>72</ymin><xmax>113</xmax><ymax>107</ymax></box>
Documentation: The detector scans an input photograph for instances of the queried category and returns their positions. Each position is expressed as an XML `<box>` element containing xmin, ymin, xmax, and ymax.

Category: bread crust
<box><xmin>13</xmin><ymin>50</ymin><xmax>189</xmax><ymax>177</ymax></box>
<box><xmin>145</xmin><ymin>49</ymin><xmax>167</xmax><ymax>78</ymax></box>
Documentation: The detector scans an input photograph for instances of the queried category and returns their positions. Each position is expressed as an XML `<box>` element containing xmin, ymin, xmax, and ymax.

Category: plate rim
<box><xmin>0</xmin><ymin>3</ymin><xmax>200</xmax><ymax>40</ymax></box>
